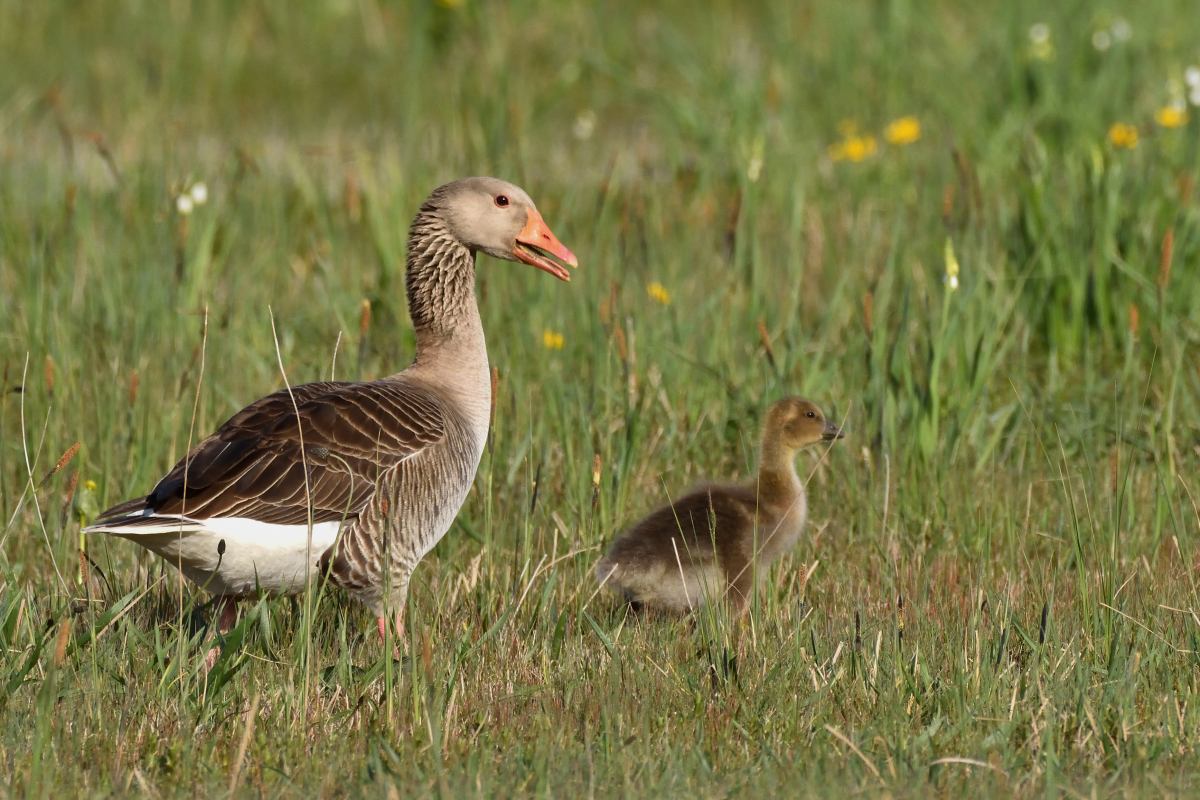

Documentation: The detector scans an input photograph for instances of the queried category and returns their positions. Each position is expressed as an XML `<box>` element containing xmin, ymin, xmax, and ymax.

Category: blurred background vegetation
<box><xmin>1</xmin><ymin>0</ymin><xmax>1199</xmax><ymax>796</ymax></box>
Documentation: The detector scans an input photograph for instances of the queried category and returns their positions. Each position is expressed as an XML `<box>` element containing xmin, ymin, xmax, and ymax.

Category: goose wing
<box><xmin>87</xmin><ymin>379</ymin><xmax>447</xmax><ymax>530</ymax></box>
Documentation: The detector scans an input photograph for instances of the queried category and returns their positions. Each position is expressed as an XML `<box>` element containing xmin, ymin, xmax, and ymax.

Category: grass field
<box><xmin>3</xmin><ymin>0</ymin><xmax>1200</xmax><ymax>795</ymax></box>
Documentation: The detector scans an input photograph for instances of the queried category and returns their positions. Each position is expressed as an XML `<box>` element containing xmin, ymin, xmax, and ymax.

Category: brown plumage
<box><xmin>98</xmin><ymin>380</ymin><xmax>447</xmax><ymax>527</ymax></box>
<box><xmin>595</xmin><ymin>398</ymin><xmax>842</xmax><ymax>614</ymax></box>
<box><xmin>86</xmin><ymin>177</ymin><xmax>578</xmax><ymax>644</ymax></box>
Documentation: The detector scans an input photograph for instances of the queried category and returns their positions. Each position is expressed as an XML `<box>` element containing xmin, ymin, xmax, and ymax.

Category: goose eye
<box><xmin>806</xmin><ymin>411</ymin><xmax>816</xmax><ymax>419</ymax></box>
<box><xmin>495</xmin><ymin>195</ymin><xmax>510</xmax><ymax>208</ymax></box>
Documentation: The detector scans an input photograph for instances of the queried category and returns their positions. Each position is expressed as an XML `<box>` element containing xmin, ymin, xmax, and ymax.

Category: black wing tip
<box><xmin>89</xmin><ymin>496</ymin><xmax>153</xmax><ymax>527</ymax></box>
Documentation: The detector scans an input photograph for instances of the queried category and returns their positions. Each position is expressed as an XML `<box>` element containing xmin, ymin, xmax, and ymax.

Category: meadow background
<box><xmin>2</xmin><ymin>0</ymin><xmax>1200</xmax><ymax>796</ymax></box>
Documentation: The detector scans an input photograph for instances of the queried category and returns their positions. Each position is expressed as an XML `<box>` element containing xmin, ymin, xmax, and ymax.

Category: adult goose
<box><xmin>87</xmin><ymin>177</ymin><xmax>577</xmax><ymax>642</ymax></box>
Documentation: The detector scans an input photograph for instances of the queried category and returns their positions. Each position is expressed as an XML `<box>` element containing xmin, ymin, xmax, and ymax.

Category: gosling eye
<box><xmin>805</xmin><ymin>410</ymin><xmax>816</xmax><ymax>419</ymax></box>
<box><xmin>495</xmin><ymin>194</ymin><xmax>510</xmax><ymax>208</ymax></box>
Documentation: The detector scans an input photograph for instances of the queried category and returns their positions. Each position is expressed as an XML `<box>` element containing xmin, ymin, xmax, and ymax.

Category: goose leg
<box><xmin>375</xmin><ymin>613</ymin><xmax>404</xmax><ymax>643</ymax></box>
<box><xmin>203</xmin><ymin>596</ymin><xmax>239</xmax><ymax>672</ymax></box>
<box><xmin>374</xmin><ymin>583</ymin><xmax>409</xmax><ymax>660</ymax></box>
<box><xmin>375</xmin><ymin>616</ymin><xmax>406</xmax><ymax>662</ymax></box>
<box><xmin>730</xmin><ymin>585</ymin><xmax>754</xmax><ymax>620</ymax></box>
<box><xmin>216</xmin><ymin>596</ymin><xmax>239</xmax><ymax>631</ymax></box>
<box><xmin>726</xmin><ymin>562</ymin><xmax>754</xmax><ymax>618</ymax></box>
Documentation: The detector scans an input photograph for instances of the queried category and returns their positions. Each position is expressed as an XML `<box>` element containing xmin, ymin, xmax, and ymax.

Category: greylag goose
<box><xmin>86</xmin><ymin>177</ymin><xmax>577</xmax><ymax>642</ymax></box>
<box><xmin>595</xmin><ymin>398</ymin><xmax>842</xmax><ymax>614</ymax></box>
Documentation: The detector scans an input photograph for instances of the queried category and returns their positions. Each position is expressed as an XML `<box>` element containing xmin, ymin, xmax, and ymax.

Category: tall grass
<box><xmin>2</xmin><ymin>0</ymin><xmax>1199</xmax><ymax>795</ymax></box>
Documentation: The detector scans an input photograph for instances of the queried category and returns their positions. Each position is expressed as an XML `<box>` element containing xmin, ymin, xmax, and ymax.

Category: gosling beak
<box><xmin>514</xmin><ymin>209</ymin><xmax>578</xmax><ymax>282</ymax></box>
<box><xmin>822</xmin><ymin>421</ymin><xmax>844</xmax><ymax>441</ymax></box>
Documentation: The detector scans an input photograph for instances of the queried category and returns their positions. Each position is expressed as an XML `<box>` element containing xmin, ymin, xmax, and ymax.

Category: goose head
<box><xmin>431</xmin><ymin>177</ymin><xmax>578</xmax><ymax>281</ymax></box>
<box><xmin>766</xmin><ymin>397</ymin><xmax>843</xmax><ymax>451</ymax></box>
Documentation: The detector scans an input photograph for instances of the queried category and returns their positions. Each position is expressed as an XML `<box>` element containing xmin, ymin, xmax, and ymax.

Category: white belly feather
<box><xmin>88</xmin><ymin>516</ymin><xmax>342</xmax><ymax>597</ymax></box>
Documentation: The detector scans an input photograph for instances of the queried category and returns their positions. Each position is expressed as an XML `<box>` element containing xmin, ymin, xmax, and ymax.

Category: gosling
<box><xmin>595</xmin><ymin>397</ymin><xmax>842</xmax><ymax>614</ymax></box>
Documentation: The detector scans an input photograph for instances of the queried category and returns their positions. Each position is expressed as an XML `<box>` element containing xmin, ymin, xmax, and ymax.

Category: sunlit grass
<box><xmin>2</xmin><ymin>0</ymin><xmax>1200</xmax><ymax>796</ymax></box>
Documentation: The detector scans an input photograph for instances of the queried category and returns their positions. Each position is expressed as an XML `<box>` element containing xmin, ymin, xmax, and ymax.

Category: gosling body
<box><xmin>596</xmin><ymin>398</ymin><xmax>841</xmax><ymax>614</ymax></box>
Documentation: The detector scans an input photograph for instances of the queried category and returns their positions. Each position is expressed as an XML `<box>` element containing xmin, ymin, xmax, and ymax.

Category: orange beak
<box><xmin>514</xmin><ymin>209</ymin><xmax>578</xmax><ymax>281</ymax></box>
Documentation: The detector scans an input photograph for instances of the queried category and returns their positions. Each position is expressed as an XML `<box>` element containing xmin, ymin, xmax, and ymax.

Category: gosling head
<box><xmin>765</xmin><ymin>397</ymin><xmax>843</xmax><ymax>451</ymax></box>
<box><xmin>424</xmin><ymin>177</ymin><xmax>578</xmax><ymax>280</ymax></box>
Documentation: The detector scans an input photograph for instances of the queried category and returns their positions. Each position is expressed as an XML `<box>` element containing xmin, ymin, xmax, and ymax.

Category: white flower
<box><xmin>1091</xmin><ymin>30</ymin><xmax>1111</xmax><ymax>51</ymax></box>
<box><xmin>943</xmin><ymin>237</ymin><xmax>960</xmax><ymax>292</ymax></box>
<box><xmin>189</xmin><ymin>182</ymin><xmax>208</xmax><ymax>205</ymax></box>
<box><xmin>1028</xmin><ymin>23</ymin><xmax>1050</xmax><ymax>44</ymax></box>
<box><xmin>1111</xmin><ymin>17</ymin><xmax>1131</xmax><ymax>42</ymax></box>
<box><xmin>1186</xmin><ymin>66</ymin><xmax>1200</xmax><ymax>88</ymax></box>
<box><xmin>176</xmin><ymin>194</ymin><xmax>194</xmax><ymax>215</ymax></box>
<box><xmin>746</xmin><ymin>135</ymin><xmax>764</xmax><ymax>183</ymax></box>
<box><xmin>572</xmin><ymin>110</ymin><xmax>595</xmax><ymax>141</ymax></box>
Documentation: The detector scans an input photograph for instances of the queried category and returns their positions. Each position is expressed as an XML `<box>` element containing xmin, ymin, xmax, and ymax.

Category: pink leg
<box><xmin>203</xmin><ymin>596</ymin><xmax>239</xmax><ymax>672</ymax></box>
<box><xmin>376</xmin><ymin>609</ymin><xmax>406</xmax><ymax>660</ymax></box>
<box><xmin>376</xmin><ymin>614</ymin><xmax>406</xmax><ymax>641</ymax></box>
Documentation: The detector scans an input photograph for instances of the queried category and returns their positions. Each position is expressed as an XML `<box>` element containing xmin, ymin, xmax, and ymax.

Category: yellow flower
<box><xmin>828</xmin><ymin>135</ymin><xmax>878</xmax><ymax>163</ymax></box>
<box><xmin>646</xmin><ymin>281</ymin><xmax>671</xmax><ymax>305</ymax></box>
<box><xmin>1108</xmin><ymin>123</ymin><xmax>1139</xmax><ymax>149</ymax></box>
<box><xmin>1027</xmin><ymin>23</ymin><xmax>1054</xmax><ymax>61</ymax></box>
<box><xmin>1155</xmin><ymin>106</ymin><xmax>1188</xmax><ymax>129</ymax></box>
<box><xmin>1029</xmin><ymin>42</ymin><xmax>1054</xmax><ymax>61</ymax></box>
<box><xmin>541</xmin><ymin>329</ymin><xmax>564</xmax><ymax>350</ymax></box>
<box><xmin>84</xmin><ymin>479</ymin><xmax>97</xmax><ymax>492</ymax></box>
<box><xmin>884</xmin><ymin>116</ymin><xmax>921</xmax><ymax>145</ymax></box>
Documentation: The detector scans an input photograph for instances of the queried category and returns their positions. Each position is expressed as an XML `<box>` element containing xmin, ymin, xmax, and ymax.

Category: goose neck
<box><xmin>405</xmin><ymin>212</ymin><xmax>482</xmax><ymax>346</ymax></box>
<box><xmin>756</xmin><ymin>438</ymin><xmax>802</xmax><ymax>508</ymax></box>
<box><xmin>402</xmin><ymin>210</ymin><xmax>490</xmax><ymax>422</ymax></box>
